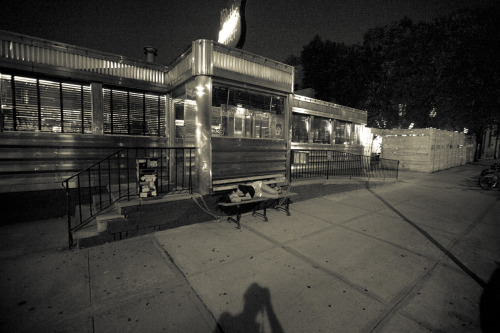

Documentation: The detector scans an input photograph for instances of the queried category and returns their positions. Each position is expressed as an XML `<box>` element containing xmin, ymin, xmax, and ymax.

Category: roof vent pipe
<box><xmin>144</xmin><ymin>46</ymin><xmax>158</xmax><ymax>63</ymax></box>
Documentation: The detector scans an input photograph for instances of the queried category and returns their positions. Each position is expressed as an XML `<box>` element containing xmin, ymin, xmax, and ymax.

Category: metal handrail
<box><xmin>290</xmin><ymin>149</ymin><xmax>399</xmax><ymax>182</ymax></box>
<box><xmin>62</xmin><ymin>146</ymin><xmax>194</xmax><ymax>248</ymax></box>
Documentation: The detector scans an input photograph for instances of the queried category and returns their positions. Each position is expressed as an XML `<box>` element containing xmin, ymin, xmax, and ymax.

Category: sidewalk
<box><xmin>1</xmin><ymin>160</ymin><xmax>499</xmax><ymax>332</ymax></box>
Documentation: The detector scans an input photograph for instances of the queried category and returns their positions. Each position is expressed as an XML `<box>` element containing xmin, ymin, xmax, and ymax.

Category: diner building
<box><xmin>0</xmin><ymin>30</ymin><xmax>368</xmax><ymax>222</ymax></box>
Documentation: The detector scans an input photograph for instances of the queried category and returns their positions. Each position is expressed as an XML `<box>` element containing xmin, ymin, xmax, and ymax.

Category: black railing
<box><xmin>62</xmin><ymin>147</ymin><xmax>194</xmax><ymax>248</ymax></box>
<box><xmin>290</xmin><ymin>150</ymin><xmax>399</xmax><ymax>181</ymax></box>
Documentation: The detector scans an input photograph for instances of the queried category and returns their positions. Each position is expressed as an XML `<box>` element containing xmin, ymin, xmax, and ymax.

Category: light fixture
<box><xmin>195</xmin><ymin>86</ymin><xmax>205</xmax><ymax>97</ymax></box>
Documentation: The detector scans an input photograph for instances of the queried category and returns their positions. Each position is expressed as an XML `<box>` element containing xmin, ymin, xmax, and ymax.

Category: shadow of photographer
<box><xmin>216</xmin><ymin>283</ymin><xmax>284</xmax><ymax>333</ymax></box>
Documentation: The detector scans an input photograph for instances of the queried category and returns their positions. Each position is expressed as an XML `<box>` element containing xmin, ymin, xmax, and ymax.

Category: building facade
<box><xmin>0</xmin><ymin>31</ymin><xmax>368</xmax><ymax>220</ymax></box>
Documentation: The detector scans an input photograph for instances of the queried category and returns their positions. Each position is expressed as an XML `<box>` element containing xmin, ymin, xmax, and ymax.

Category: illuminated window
<box><xmin>174</xmin><ymin>101</ymin><xmax>185</xmax><ymax>138</ymax></box>
<box><xmin>0</xmin><ymin>74</ymin><xmax>91</xmax><ymax>133</ymax></box>
<box><xmin>334</xmin><ymin>120</ymin><xmax>351</xmax><ymax>144</ymax></box>
<box><xmin>103</xmin><ymin>88</ymin><xmax>165</xmax><ymax>136</ymax></box>
<box><xmin>292</xmin><ymin>113</ymin><xmax>309</xmax><ymax>143</ymax></box>
<box><xmin>312</xmin><ymin>117</ymin><xmax>331</xmax><ymax>144</ymax></box>
<box><xmin>352</xmin><ymin>124</ymin><xmax>363</xmax><ymax>145</ymax></box>
<box><xmin>211</xmin><ymin>85</ymin><xmax>284</xmax><ymax>139</ymax></box>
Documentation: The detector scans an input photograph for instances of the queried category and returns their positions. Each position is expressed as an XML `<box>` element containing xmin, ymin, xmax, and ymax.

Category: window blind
<box><xmin>103</xmin><ymin>87</ymin><xmax>165</xmax><ymax>136</ymax></box>
<box><xmin>0</xmin><ymin>74</ymin><xmax>92</xmax><ymax>133</ymax></box>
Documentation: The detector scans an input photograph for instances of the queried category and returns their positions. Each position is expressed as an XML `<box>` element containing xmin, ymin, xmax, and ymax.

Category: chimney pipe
<box><xmin>144</xmin><ymin>46</ymin><xmax>158</xmax><ymax>63</ymax></box>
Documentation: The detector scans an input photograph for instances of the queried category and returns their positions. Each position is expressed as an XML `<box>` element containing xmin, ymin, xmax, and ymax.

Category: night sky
<box><xmin>0</xmin><ymin>0</ymin><xmax>496</xmax><ymax>65</ymax></box>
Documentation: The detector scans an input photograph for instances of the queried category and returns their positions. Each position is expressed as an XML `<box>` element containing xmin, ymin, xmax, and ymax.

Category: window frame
<box><xmin>0</xmin><ymin>73</ymin><xmax>92</xmax><ymax>133</ymax></box>
<box><xmin>103</xmin><ymin>87</ymin><xmax>166</xmax><ymax>137</ymax></box>
<box><xmin>211</xmin><ymin>84</ymin><xmax>285</xmax><ymax>140</ymax></box>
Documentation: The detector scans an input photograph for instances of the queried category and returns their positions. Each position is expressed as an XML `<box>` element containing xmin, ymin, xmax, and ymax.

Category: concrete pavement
<box><xmin>1</xmin><ymin>160</ymin><xmax>499</xmax><ymax>332</ymax></box>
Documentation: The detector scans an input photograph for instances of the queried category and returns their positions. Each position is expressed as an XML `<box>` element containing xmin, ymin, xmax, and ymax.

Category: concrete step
<box><xmin>72</xmin><ymin>217</ymin><xmax>101</xmax><ymax>249</ymax></box>
<box><xmin>72</xmin><ymin>207</ymin><xmax>124</xmax><ymax>249</ymax></box>
<box><xmin>73</xmin><ymin>227</ymin><xmax>99</xmax><ymax>240</ymax></box>
<box><xmin>70</xmin><ymin>193</ymin><xmax>208</xmax><ymax>249</ymax></box>
<box><xmin>96</xmin><ymin>212</ymin><xmax>126</xmax><ymax>233</ymax></box>
<box><xmin>115</xmin><ymin>192</ymin><xmax>195</xmax><ymax>215</ymax></box>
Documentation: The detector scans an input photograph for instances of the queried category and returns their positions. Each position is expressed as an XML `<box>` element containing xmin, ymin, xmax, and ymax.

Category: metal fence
<box><xmin>62</xmin><ymin>146</ymin><xmax>194</xmax><ymax>248</ymax></box>
<box><xmin>290</xmin><ymin>149</ymin><xmax>399</xmax><ymax>181</ymax></box>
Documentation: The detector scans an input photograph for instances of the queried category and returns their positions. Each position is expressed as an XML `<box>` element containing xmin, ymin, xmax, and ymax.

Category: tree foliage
<box><xmin>291</xmin><ymin>5</ymin><xmax>500</xmax><ymax>135</ymax></box>
<box><xmin>299</xmin><ymin>35</ymin><xmax>367</xmax><ymax>107</ymax></box>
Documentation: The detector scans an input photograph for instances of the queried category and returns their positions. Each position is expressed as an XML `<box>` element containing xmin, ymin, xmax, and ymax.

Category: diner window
<box><xmin>292</xmin><ymin>113</ymin><xmax>309</xmax><ymax>143</ymax></box>
<box><xmin>352</xmin><ymin>124</ymin><xmax>363</xmax><ymax>145</ymax></box>
<box><xmin>211</xmin><ymin>85</ymin><xmax>284</xmax><ymax>139</ymax></box>
<box><xmin>103</xmin><ymin>88</ymin><xmax>166</xmax><ymax>136</ymax></box>
<box><xmin>312</xmin><ymin>117</ymin><xmax>332</xmax><ymax>144</ymax></box>
<box><xmin>334</xmin><ymin>120</ymin><xmax>351</xmax><ymax>144</ymax></box>
<box><xmin>0</xmin><ymin>74</ymin><xmax>91</xmax><ymax>133</ymax></box>
<box><xmin>174</xmin><ymin>100</ymin><xmax>185</xmax><ymax>138</ymax></box>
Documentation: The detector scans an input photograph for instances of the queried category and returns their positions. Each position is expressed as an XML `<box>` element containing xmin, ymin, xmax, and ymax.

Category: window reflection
<box><xmin>312</xmin><ymin>117</ymin><xmax>331</xmax><ymax>144</ymax></box>
<box><xmin>352</xmin><ymin>124</ymin><xmax>362</xmax><ymax>145</ymax></box>
<box><xmin>292</xmin><ymin>114</ymin><xmax>309</xmax><ymax>143</ymax></box>
<box><xmin>335</xmin><ymin>120</ymin><xmax>350</xmax><ymax>144</ymax></box>
<box><xmin>292</xmin><ymin>112</ymin><xmax>357</xmax><ymax>146</ymax></box>
<box><xmin>174</xmin><ymin>101</ymin><xmax>185</xmax><ymax>138</ymax></box>
<box><xmin>211</xmin><ymin>85</ymin><xmax>284</xmax><ymax>139</ymax></box>
<box><xmin>103</xmin><ymin>88</ymin><xmax>165</xmax><ymax>136</ymax></box>
<box><xmin>0</xmin><ymin>74</ymin><xmax>92</xmax><ymax>133</ymax></box>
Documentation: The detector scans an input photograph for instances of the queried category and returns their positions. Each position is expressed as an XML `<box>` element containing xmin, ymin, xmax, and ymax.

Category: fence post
<box><xmin>189</xmin><ymin>148</ymin><xmax>193</xmax><ymax>194</ymax></box>
<box><xmin>87</xmin><ymin>169</ymin><xmax>92</xmax><ymax>217</ymax></box>
<box><xmin>127</xmin><ymin>148</ymin><xmax>130</xmax><ymax>201</ymax></box>
<box><xmin>349</xmin><ymin>153</ymin><xmax>352</xmax><ymax>179</ymax></box>
<box><xmin>366</xmin><ymin>156</ymin><xmax>370</xmax><ymax>179</ymax></box>
<box><xmin>118</xmin><ymin>151</ymin><xmax>121</xmax><ymax>199</ymax></box>
<box><xmin>96</xmin><ymin>163</ymin><xmax>101</xmax><ymax>210</ymax></box>
<box><xmin>159</xmin><ymin>148</ymin><xmax>163</xmax><ymax>193</ymax></box>
<box><xmin>64</xmin><ymin>181</ymin><xmax>73</xmax><ymax>249</ymax></box>
<box><xmin>108</xmin><ymin>157</ymin><xmax>112</xmax><ymax>205</ymax></box>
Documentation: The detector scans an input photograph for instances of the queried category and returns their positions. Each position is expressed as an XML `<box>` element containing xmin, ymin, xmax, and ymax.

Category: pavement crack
<box><xmin>152</xmin><ymin>236</ymin><xmax>222</xmax><ymax>333</ymax></box>
<box><xmin>244</xmin><ymin>223</ymin><xmax>387</xmax><ymax>304</ymax></box>
<box><xmin>365</xmin><ymin>186</ymin><xmax>488</xmax><ymax>289</ymax></box>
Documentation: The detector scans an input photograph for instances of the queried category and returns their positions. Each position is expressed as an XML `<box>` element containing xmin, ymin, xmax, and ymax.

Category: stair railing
<box><xmin>62</xmin><ymin>146</ymin><xmax>194</xmax><ymax>248</ymax></box>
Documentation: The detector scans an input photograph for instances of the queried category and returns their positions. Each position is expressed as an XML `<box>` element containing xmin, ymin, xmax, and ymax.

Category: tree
<box><xmin>298</xmin><ymin>35</ymin><xmax>367</xmax><ymax>106</ymax></box>
<box><xmin>360</xmin><ymin>7</ymin><xmax>500</xmax><ymax>134</ymax></box>
<box><xmin>291</xmin><ymin>5</ymin><xmax>500</xmax><ymax>135</ymax></box>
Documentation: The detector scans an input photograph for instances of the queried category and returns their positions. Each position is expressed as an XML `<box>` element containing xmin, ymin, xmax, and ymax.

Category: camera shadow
<box><xmin>215</xmin><ymin>283</ymin><xmax>284</xmax><ymax>333</ymax></box>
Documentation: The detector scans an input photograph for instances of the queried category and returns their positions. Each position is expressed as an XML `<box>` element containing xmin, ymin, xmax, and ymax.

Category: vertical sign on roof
<box><xmin>218</xmin><ymin>0</ymin><xmax>247</xmax><ymax>49</ymax></box>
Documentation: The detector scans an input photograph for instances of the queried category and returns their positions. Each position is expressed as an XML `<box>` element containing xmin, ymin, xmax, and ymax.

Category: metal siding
<box><xmin>212</xmin><ymin>137</ymin><xmax>286</xmax><ymax>181</ymax></box>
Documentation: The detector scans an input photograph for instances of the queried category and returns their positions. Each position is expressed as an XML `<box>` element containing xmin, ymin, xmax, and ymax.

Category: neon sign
<box><xmin>218</xmin><ymin>0</ymin><xmax>247</xmax><ymax>49</ymax></box>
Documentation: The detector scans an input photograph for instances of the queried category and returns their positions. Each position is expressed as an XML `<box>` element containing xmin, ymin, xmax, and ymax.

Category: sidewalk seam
<box><xmin>152</xmin><ymin>235</ymin><xmax>223</xmax><ymax>333</ymax></box>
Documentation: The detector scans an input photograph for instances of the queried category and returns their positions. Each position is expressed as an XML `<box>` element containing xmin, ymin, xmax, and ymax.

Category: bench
<box><xmin>213</xmin><ymin>174</ymin><xmax>297</xmax><ymax>229</ymax></box>
<box><xmin>212</xmin><ymin>174</ymin><xmax>287</xmax><ymax>192</ymax></box>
